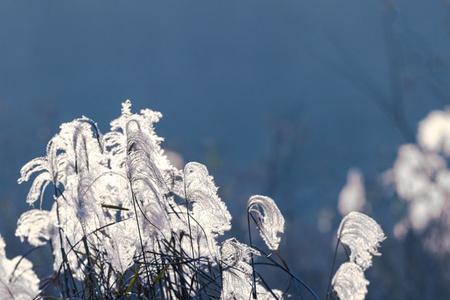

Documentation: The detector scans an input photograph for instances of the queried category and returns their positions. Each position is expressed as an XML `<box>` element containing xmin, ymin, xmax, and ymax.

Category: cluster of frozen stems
<box><xmin>0</xmin><ymin>101</ymin><xmax>385</xmax><ymax>299</ymax></box>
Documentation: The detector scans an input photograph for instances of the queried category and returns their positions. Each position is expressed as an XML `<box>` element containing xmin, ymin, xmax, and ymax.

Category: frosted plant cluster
<box><xmin>389</xmin><ymin>108</ymin><xmax>450</xmax><ymax>253</ymax></box>
<box><xmin>0</xmin><ymin>100</ymin><xmax>387</xmax><ymax>299</ymax></box>
<box><xmin>13</xmin><ymin>101</ymin><xmax>288</xmax><ymax>299</ymax></box>
<box><xmin>332</xmin><ymin>212</ymin><xmax>385</xmax><ymax>300</ymax></box>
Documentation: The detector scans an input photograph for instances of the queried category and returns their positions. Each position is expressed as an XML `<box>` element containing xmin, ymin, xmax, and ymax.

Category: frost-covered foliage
<box><xmin>0</xmin><ymin>234</ymin><xmax>40</xmax><ymax>300</ymax></box>
<box><xmin>15</xmin><ymin>100</ymin><xmax>292</xmax><ymax>299</ymax></box>
<box><xmin>338</xmin><ymin>169</ymin><xmax>366</xmax><ymax>216</ymax></box>
<box><xmin>14</xmin><ymin>100</ymin><xmax>385</xmax><ymax>299</ymax></box>
<box><xmin>389</xmin><ymin>108</ymin><xmax>450</xmax><ymax>254</ymax></box>
<box><xmin>332</xmin><ymin>212</ymin><xmax>385</xmax><ymax>300</ymax></box>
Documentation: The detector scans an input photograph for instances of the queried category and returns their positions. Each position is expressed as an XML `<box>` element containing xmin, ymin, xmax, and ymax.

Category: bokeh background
<box><xmin>1</xmin><ymin>1</ymin><xmax>450</xmax><ymax>299</ymax></box>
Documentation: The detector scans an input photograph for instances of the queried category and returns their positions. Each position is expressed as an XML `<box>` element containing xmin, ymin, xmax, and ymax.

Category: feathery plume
<box><xmin>332</xmin><ymin>262</ymin><xmax>368</xmax><ymax>300</ymax></box>
<box><xmin>337</xmin><ymin>212</ymin><xmax>385</xmax><ymax>270</ymax></box>
<box><xmin>247</xmin><ymin>195</ymin><xmax>285</xmax><ymax>251</ymax></box>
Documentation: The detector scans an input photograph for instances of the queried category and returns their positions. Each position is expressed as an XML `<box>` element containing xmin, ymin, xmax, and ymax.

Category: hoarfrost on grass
<box><xmin>247</xmin><ymin>195</ymin><xmax>285</xmax><ymax>251</ymax></box>
<box><xmin>184</xmin><ymin>162</ymin><xmax>232</xmax><ymax>236</ymax></box>
<box><xmin>16</xmin><ymin>100</ymin><xmax>286</xmax><ymax>298</ymax></box>
<box><xmin>220</xmin><ymin>238</ymin><xmax>259</xmax><ymax>300</ymax></box>
<box><xmin>338</xmin><ymin>211</ymin><xmax>385</xmax><ymax>270</ymax></box>
<box><xmin>220</xmin><ymin>238</ymin><xmax>282</xmax><ymax>300</ymax></box>
<box><xmin>332</xmin><ymin>262</ymin><xmax>368</xmax><ymax>300</ymax></box>
<box><xmin>332</xmin><ymin>212</ymin><xmax>384</xmax><ymax>300</ymax></box>
<box><xmin>13</xmin><ymin>100</ymin><xmax>386</xmax><ymax>299</ymax></box>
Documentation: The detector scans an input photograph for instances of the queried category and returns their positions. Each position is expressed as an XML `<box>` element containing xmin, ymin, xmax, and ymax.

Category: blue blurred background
<box><xmin>1</xmin><ymin>1</ymin><xmax>450</xmax><ymax>299</ymax></box>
